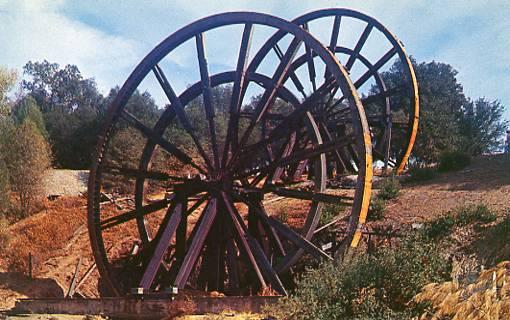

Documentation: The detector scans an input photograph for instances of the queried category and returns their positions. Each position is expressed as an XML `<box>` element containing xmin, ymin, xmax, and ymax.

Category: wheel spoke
<box><xmin>319</xmin><ymin>123</ymin><xmax>349</xmax><ymax>172</ymax></box>
<box><xmin>100</xmin><ymin>198</ymin><xmax>171</xmax><ymax>230</ymax></box>
<box><xmin>196</xmin><ymin>33</ymin><xmax>221</xmax><ymax>169</ymax></box>
<box><xmin>329</xmin><ymin>15</ymin><xmax>342</xmax><ymax>53</ymax></box>
<box><xmin>236</xmin><ymin>134</ymin><xmax>355</xmax><ymax>180</ymax></box>
<box><xmin>345</xmin><ymin>24</ymin><xmax>373</xmax><ymax>71</ymax></box>
<box><xmin>153</xmin><ymin>65</ymin><xmax>214</xmax><ymax>172</ymax></box>
<box><xmin>139</xmin><ymin>200</ymin><xmax>184</xmax><ymax>289</ymax></box>
<box><xmin>232</xmin><ymin>79</ymin><xmax>336</xmax><ymax>169</ymax></box>
<box><xmin>324</xmin><ymin>15</ymin><xmax>341</xmax><ymax>80</ymax></box>
<box><xmin>197</xmin><ymin>215</ymin><xmax>225</xmax><ymax>291</ymax></box>
<box><xmin>302</xmin><ymin>23</ymin><xmax>317</xmax><ymax>92</ymax></box>
<box><xmin>272</xmin><ymin>44</ymin><xmax>307</xmax><ymax>98</ymax></box>
<box><xmin>174</xmin><ymin>198</ymin><xmax>218</xmax><ymax>288</ymax></box>
<box><xmin>120</xmin><ymin>110</ymin><xmax>206</xmax><ymax>175</ymax></box>
<box><xmin>236</xmin><ymin>37</ymin><xmax>303</xmax><ymax>153</ymax></box>
<box><xmin>222</xmin><ymin>23</ymin><xmax>254</xmax><ymax>168</ymax></box>
<box><xmin>246</xmin><ymin>236</ymin><xmax>287</xmax><ymax>295</ymax></box>
<box><xmin>220</xmin><ymin>192</ymin><xmax>267</xmax><ymax>290</ymax></box>
<box><xmin>361</xmin><ymin>86</ymin><xmax>402</xmax><ymax>105</ymax></box>
<box><xmin>353</xmin><ymin>47</ymin><xmax>397</xmax><ymax>89</ymax></box>
<box><xmin>225</xmin><ymin>238</ymin><xmax>240</xmax><ymax>292</ymax></box>
<box><xmin>256</xmin><ymin>185</ymin><xmax>354</xmax><ymax>204</ymax></box>
<box><xmin>237</xmin><ymin>194</ymin><xmax>332</xmax><ymax>262</ymax></box>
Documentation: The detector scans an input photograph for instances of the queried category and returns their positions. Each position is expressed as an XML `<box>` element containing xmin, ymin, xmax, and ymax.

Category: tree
<box><xmin>12</xmin><ymin>96</ymin><xmax>48</xmax><ymax>138</ymax></box>
<box><xmin>0</xmin><ymin>145</ymin><xmax>10</xmax><ymax>214</ymax></box>
<box><xmin>22</xmin><ymin>60</ymin><xmax>102</xmax><ymax>113</ymax></box>
<box><xmin>381</xmin><ymin>59</ymin><xmax>469</xmax><ymax>164</ymax></box>
<box><xmin>3</xmin><ymin>120</ymin><xmax>52</xmax><ymax>217</ymax></box>
<box><xmin>0</xmin><ymin>67</ymin><xmax>17</xmax><ymax>213</ymax></box>
<box><xmin>21</xmin><ymin>60</ymin><xmax>105</xmax><ymax>168</ymax></box>
<box><xmin>0</xmin><ymin>67</ymin><xmax>17</xmax><ymax>117</ymax></box>
<box><xmin>459</xmin><ymin>98</ymin><xmax>508</xmax><ymax>155</ymax></box>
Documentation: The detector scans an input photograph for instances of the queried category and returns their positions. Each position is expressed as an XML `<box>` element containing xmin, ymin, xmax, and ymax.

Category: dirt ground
<box><xmin>42</xmin><ymin>170</ymin><xmax>88</xmax><ymax>197</ymax></box>
<box><xmin>382</xmin><ymin>155</ymin><xmax>510</xmax><ymax>226</ymax></box>
<box><xmin>0</xmin><ymin>155</ymin><xmax>509</xmax><ymax>315</ymax></box>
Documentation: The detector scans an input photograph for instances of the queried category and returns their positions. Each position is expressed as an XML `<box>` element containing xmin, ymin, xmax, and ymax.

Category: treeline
<box><xmin>0</xmin><ymin>58</ymin><xmax>508</xmax><ymax>218</ymax></box>
<box><xmin>382</xmin><ymin>59</ymin><xmax>507</xmax><ymax>164</ymax></box>
<box><xmin>0</xmin><ymin>61</ymin><xmax>161</xmax><ymax>219</ymax></box>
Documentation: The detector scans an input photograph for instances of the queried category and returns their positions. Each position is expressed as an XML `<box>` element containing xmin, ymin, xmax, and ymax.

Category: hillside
<box><xmin>0</xmin><ymin>155</ymin><xmax>509</xmax><ymax>311</ymax></box>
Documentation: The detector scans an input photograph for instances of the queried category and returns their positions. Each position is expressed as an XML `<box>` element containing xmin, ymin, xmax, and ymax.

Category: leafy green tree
<box><xmin>12</xmin><ymin>96</ymin><xmax>48</xmax><ymax>138</ymax></box>
<box><xmin>381</xmin><ymin>59</ymin><xmax>468</xmax><ymax>164</ymax></box>
<box><xmin>22</xmin><ymin>60</ymin><xmax>102</xmax><ymax>113</ymax></box>
<box><xmin>21</xmin><ymin>60</ymin><xmax>104</xmax><ymax>168</ymax></box>
<box><xmin>3</xmin><ymin>120</ymin><xmax>51</xmax><ymax>217</ymax></box>
<box><xmin>8</xmin><ymin>121</ymin><xmax>51</xmax><ymax>215</ymax></box>
<box><xmin>459</xmin><ymin>98</ymin><xmax>508</xmax><ymax>155</ymax></box>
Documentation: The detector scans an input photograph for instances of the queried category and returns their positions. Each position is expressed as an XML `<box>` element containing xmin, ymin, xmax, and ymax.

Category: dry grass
<box><xmin>415</xmin><ymin>261</ymin><xmax>510</xmax><ymax>319</ymax></box>
<box><xmin>0</xmin><ymin>196</ymin><xmax>86</xmax><ymax>273</ymax></box>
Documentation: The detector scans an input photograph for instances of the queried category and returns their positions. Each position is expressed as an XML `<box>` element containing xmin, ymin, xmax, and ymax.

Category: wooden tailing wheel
<box><xmin>88</xmin><ymin>12</ymin><xmax>373</xmax><ymax>296</ymax></box>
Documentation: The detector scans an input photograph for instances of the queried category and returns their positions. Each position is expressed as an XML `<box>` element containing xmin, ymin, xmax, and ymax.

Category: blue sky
<box><xmin>0</xmin><ymin>0</ymin><xmax>509</xmax><ymax>121</ymax></box>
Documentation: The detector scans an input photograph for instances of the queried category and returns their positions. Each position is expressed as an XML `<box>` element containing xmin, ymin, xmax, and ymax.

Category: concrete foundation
<box><xmin>12</xmin><ymin>296</ymin><xmax>279</xmax><ymax>319</ymax></box>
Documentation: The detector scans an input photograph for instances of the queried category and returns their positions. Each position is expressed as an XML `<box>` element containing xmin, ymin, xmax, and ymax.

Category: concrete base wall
<box><xmin>13</xmin><ymin>296</ymin><xmax>280</xmax><ymax>319</ymax></box>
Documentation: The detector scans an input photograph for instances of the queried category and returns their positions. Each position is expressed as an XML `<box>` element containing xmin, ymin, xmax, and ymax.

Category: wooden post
<box><xmin>28</xmin><ymin>253</ymin><xmax>33</xmax><ymax>279</ymax></box>
<box><xmin>67</xmin><ymin>257</ymin><xmax>82</xmax><ymax>298</ymax></box>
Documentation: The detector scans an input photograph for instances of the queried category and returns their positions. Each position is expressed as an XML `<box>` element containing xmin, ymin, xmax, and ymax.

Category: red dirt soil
<box><xmin>1</xmin><ymin>154</ymin><xmax>509</xmax><ymax>311</ymax></box>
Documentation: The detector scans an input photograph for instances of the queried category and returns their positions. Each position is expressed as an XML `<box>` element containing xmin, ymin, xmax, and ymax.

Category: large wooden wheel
<box><xmin>249</xmin><ymin>8</ymin><xmax>419</xmax><ymax>175</ymax></box>
<box><xmin>88</xmin><ymin>12</ymin><xmax>372</xmax><ymax>297</ymax></box>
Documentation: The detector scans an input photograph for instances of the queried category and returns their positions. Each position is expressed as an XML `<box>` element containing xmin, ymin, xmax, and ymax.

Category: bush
<box><xmin>377</xmin><ymin>177</ymin><xmax>401</xmax><ymax>200</ymax></box>
<box><xmin>424</xmin><ymin>204</ymin><xmax>496</xmax><ymax>239</ymax></box>
<box><xmin>319</xmin><ymin>203</ymin><xmax>344</xmax><ymax>225</ymax></box>
<box><xmin>406</xmin><ymin>166</ymin><xmax>437</xmax><ymax>182</ymax></box>
<box><xmin>424</xmin><ymin>214</ymin><xmax>456</xmax><ymax>239</ymax></box>
<box><xmin>474</xmin><ymin>215</ymin><xmax>510</xmax><ymax>265</ymax></box>
<box><xmin>0</xmin><ymin>214</ymin><xmax>11</xmax><ymax>248</ymax></box>
<box><xmin>438</xmin><ymin>150</ymin><xmax>471</xmax><ymax>172</ymax></box>
<box><xmin>367</xmin><ymin>198</ymin><xmax>386</xmax><ymax>221</ymax></box>
<box><xmin>455</xmin><ymin>204</ymin><xmax>496</xmax><ymax>226</ymax></box>
<box><xmin>264</xmin><ymin>234</ymin><xmax>450</xmax><ymax>319</ymax></box>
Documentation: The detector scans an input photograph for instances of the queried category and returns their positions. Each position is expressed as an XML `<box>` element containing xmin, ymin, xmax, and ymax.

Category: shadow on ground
<box><xmin>0</xmin><ymin>272</ymin><xmax>64</xmax><ymax>311</ymax></box>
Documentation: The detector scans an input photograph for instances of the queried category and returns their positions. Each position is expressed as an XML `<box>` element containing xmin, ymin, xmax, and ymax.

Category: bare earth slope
<box><xmin>0</xmin><ymin>155</ymin><xmax>509</xmax><ymax>311</ymax></box>
<box><xmin>382</xmin><ymin>155</ymin><xmax>510</xmax><ymax>225</ymax></box>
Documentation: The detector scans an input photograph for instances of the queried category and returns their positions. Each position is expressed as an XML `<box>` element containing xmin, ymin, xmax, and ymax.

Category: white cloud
<box><xmin>0</xmin><ymin>0</ymin><xmax>508</xmax><ymax>121</ymax></box>
<box><xmin>0</xmin><ymin>0</ymin><xmax>142</xmax><ymax>93</ymax></box>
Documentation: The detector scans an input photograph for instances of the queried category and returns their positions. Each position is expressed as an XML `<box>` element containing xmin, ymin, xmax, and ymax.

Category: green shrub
<box><xmin>264</xmin><ymin>234</ymin><xmax>450</xmax><ymax>319</ymax></box>
<box><xmin>474</xmin><ymin>215</ymin><xmax>510</xmax><ymax>265</ymax></box>
<box><xmin>319</xmin><ymin>203</ymin><xmax>344</xmax><ymax>225</ymax></box>
<box><xmin>406</xmin><ymin>166</ymin><xmax>437</xmax><ymax>182</ymax></box>
<box><xmin>377</xmin><ymin>177</ymin><xmax>401</xmax><ymax>200</ymax></box>
<box><xmin>455</xmin><ymin>204</ymin><xmax>496</xmax><ymax>226</ymax></box>
<box><xmin>424</xmin><ymin>214</ymin><xmax>456</xmax><ymax>239</ymax></box>
<box><xmin>367</xmin><ymin>198</ymin><xmax>386</xmax><ymax>221</ymax></box>
<box><xmin>424</xmin><ymin>204</ymin><xmax>496</xmax><ymax>239</ymax></box>
<box><xmin>438</xmin><ymin>150</ymin><xmax>471</xmax><ymax>172</ymax></box>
